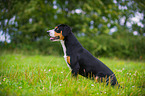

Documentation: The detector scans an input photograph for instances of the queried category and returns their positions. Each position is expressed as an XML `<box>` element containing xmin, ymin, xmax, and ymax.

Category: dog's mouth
<box><xmin>47</xmin><ymin>30</ymin><xmax>61</xmax><ymax>41</ymax></box>
<box><xmin>50</xmin><ymin>36</ymin><xmax>60</xmax><ymax>41</ymax></box>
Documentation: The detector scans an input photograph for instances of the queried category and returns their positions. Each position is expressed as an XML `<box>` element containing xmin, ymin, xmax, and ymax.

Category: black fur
<box><xmin>57</xmin><ymin>24</ymin><xmax>119</xmax><ymax>86</ymax></box>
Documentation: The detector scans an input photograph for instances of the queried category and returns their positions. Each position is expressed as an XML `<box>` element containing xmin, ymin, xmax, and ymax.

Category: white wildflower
<box><xmin>3</xmin><ymin>78</ymin><xmax>6</xmax><ymax>81</ymax></box>
<box><xmin>134</xmin><ymin>71</ymin><xmax>137</xmax><ymax>76</ymax></box>
<box><xmin>117</xmin><ymin>70</ymin><xmax>122</xmax><ymax>72</ymax></box>
<box><xmin>19</xmin><ymin>86</ymin><xmax>22</xmax><ymax>89</ymax></box>
<box><xmin>91</xmin><ymin>84</ymin><xmax>94</xmax><ymax>86</ymax></box>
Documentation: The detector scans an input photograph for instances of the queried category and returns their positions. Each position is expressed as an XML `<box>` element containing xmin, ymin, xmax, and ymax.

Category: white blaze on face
<box><xmin>49</xmin><ymin>29</ymin><xmax>55</xmax><ymax>37</ymax></box>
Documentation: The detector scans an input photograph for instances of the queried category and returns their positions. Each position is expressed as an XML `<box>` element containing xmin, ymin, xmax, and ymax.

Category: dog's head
<box><xmin>47</xmin><ymin>24</ymin><xmax>72</xmax><ymax>41</ymax></box>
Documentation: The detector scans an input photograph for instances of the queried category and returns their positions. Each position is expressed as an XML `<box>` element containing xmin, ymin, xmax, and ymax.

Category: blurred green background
<box><xmin>0</xmin><ymin>0</ymin><xmax>145</xmax><ymax>59</ymax></box>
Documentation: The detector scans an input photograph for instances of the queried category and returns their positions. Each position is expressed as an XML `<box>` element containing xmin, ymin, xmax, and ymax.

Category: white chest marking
<box><xmin>60</xmin><ymin>40</ymin><xmax>71</xmax><ymax>70</ymax></box>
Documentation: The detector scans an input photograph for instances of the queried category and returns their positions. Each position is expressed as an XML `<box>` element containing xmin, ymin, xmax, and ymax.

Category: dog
<box><xmin>47</xmin><ymin>24</ymin><xmax>119</xmax><ymax>86</ymax></box>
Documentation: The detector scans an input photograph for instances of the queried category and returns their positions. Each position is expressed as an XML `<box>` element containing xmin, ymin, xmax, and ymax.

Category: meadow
<box><xmin>0</xmin><ymin>53</ymin><xmax>145</xmax><ymax>96</ymax></box>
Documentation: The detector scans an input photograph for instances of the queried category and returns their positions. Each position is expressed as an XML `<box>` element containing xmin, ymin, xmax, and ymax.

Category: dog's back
<box><xmin>47</xmin><ymin>24</ymin><xmax>119</xmax><ymax>86</ymax></box>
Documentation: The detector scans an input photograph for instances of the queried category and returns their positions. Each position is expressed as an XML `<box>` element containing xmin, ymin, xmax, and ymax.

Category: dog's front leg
<box><xmin>71</xmin><ymin>62</ymin><xmax>80</xmax><ymax>78</ymax></box>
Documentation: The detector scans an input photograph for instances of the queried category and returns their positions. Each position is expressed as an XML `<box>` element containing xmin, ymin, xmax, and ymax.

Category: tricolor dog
<box><xmin>47</xmin><ymin>24</ymin><xmax>119</xmax><ymax>86</ymax></box>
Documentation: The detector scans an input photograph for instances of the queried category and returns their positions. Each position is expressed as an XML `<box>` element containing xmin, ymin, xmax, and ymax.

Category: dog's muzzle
<box><xmin>47</xmin><ymin>30</ymin><xmax>60</xmax><ymax>41</ymax></box>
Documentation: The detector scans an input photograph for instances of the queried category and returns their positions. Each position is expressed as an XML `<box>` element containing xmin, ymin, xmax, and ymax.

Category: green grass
<box><xmin>0</xmin><ymin>53</ymin><xmax>145</xmax><ymax>96</ymax></box>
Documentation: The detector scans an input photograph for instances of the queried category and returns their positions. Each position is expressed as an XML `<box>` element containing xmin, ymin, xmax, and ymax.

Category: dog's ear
<box><xmin>62</xmin><ymin>25</ymin><xmax>72</xmax><ymax>36</ymax></box>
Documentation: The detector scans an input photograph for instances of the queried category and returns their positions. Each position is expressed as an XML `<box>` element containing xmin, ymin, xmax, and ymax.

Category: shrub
<box><xmin>0</xmin><ymin>35</ymin><xmax>145</xmax><ymax>60</ymax></box>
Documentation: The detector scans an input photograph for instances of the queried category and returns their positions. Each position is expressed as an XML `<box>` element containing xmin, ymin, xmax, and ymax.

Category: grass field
<box><xmin>0</xmin><ymin>53</ymin><xmax>145</xmax><ymax>96</ymax></box>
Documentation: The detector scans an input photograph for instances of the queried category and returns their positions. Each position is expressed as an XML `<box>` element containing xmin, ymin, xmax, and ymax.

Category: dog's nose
<box><xmin>47</xmin><ymin>31</ymin><xmax>50</xmax><ymax>35</ymax></box>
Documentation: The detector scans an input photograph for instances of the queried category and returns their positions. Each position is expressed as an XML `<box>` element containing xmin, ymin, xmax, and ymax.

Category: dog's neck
<box><xmin>60</xmin><ymin>33</ymin><xmax>83</xmax><ymax>56</ymax></box>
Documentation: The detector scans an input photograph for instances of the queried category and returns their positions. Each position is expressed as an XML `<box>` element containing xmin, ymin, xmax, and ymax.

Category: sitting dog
<box><xmin>47</xmin><ymin>24</ymin><xmax>119</xmax><ymax>86</ymax></box>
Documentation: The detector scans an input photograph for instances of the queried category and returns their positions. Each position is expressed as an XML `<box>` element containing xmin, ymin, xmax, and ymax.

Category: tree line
<box><xmin>0</xmin><ymin>0</ymin><xmax>145</xmax><ymax>59</ymax></box>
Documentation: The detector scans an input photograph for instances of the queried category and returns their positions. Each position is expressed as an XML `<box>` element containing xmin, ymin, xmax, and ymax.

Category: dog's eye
<box><xmin>55</xmin><ymin>28</ymin><xmax>60</xmax><ymax>33</ymax></box>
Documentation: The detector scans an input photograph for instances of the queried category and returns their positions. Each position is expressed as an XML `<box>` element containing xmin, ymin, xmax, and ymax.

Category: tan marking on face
<box><xmin>67</xmin><ymin>56</ymin><xmax>70</xmax><ymax>65</ymax></box>
<box><xmin>54</xmin><ymin>31</ymin><xmax>64</xmax><ymax>40</ymax></box>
